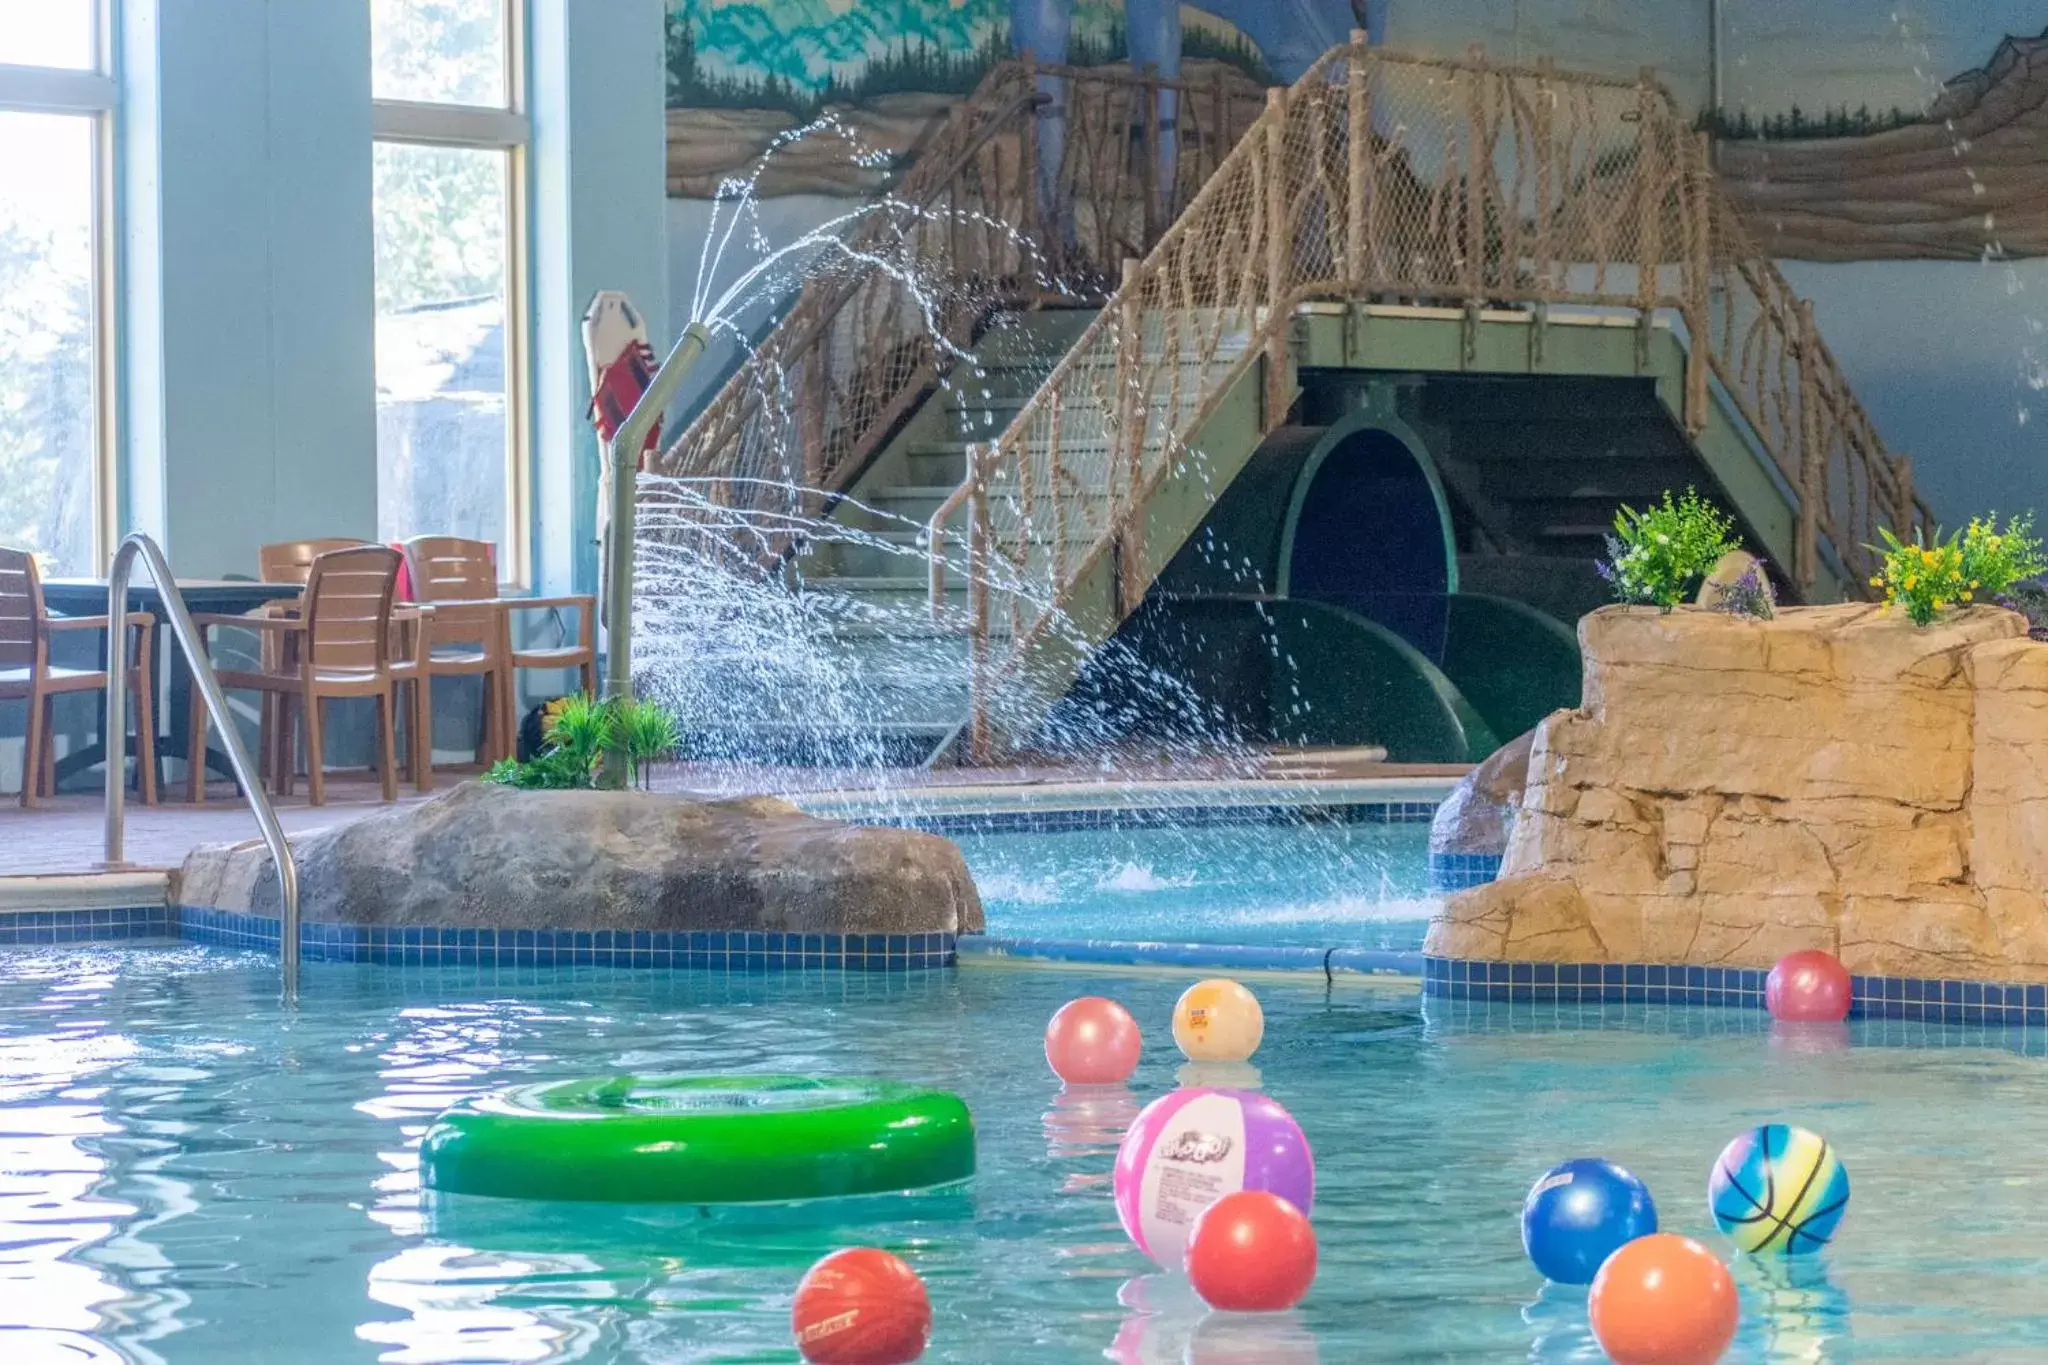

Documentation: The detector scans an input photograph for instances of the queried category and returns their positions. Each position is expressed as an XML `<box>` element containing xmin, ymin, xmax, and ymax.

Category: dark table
<box><xmin>42</xmin><ymin>578</ymin><xmax>305</xmax><ymax>790</ymax></box>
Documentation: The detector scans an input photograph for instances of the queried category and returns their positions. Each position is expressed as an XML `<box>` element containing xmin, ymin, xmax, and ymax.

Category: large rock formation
<box><xmin>1428</xmin><ymin>604</ymin><xmax>2048</xmax><ymax>980</ymax></box>
<box><xmin>1428</xmin><ymin>729</ymin><xmax>1535</xmax><ymax>864</ymax></box>
<box><xmin>177</xmin><ymin>782</ymin><xmax>984</xmax><ymax>936</ymax></box>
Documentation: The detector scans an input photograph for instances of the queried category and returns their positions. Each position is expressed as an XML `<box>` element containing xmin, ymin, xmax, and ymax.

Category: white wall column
<box><xmin>529</xmin><ymin>0</ymin><xmax>669</xmax><ymax>598</ymax></box>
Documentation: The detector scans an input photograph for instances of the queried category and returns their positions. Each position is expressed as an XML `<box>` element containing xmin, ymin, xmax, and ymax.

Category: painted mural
<box><xmin>665</xmin><ymin>0</ymin><xmax>2048</xmax><ymax>518</ymax></box>
<box><xmin>667</xmin><ymin>0</ymin><xmax>2048</xmax><ymax>266</ymax></box>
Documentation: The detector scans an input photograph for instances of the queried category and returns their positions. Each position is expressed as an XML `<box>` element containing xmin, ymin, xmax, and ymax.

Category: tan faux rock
<box><xmin>175</xmin><ymin>781</ymin><xmax>984</xmax><ymax>936</ymax></box>
<box><xmin>1426</xmin><ymin>603</ymin><xmax>2048</xmax><ymax>981</ymax></box>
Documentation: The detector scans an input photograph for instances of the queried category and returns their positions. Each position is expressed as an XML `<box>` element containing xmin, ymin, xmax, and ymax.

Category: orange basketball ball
<box><xmin>792</xmin><ymin>1247</ymin><xmax>932</xmax><ymax>1364</ymax></box>
<box><xmin>1588</xmin><ymin>1233</ymin><xmax>1739</xmax><ymax>1365</ymax></box>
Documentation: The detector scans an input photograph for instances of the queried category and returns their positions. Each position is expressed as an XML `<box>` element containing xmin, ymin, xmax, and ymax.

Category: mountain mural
<box><xmin>1717</xmin><ymin>25</ymin><xmax>2048</xmax><ymax>260</ymax></box>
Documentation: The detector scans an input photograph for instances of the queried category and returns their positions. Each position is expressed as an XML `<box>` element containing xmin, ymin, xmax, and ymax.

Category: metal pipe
<box><xmin>597</xmin><ymin>320</ymin><xmax>711</xmax><ymax>788</ymax></box>
<box><xmin>104</xmin><ymin>533</ymin><xmax>302</xmax><ymax>1004</ymax></box>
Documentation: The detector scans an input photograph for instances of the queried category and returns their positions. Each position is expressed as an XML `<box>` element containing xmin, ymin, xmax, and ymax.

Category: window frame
<box><xmin>0</xmin><ymin>19</ymin><xmax>119</xmax><ymax>574</ymax></box>
<box><xmin>370</xmin><ymin>0</ymin><xmax>532</xmax><ymax>587</ymax></box>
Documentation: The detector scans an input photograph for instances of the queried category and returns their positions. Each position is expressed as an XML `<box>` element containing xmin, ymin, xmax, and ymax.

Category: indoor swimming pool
<box><xmin>6</xmin><ymin>944</ymin><xmax>2046</xmax><ymax>1361</ymax></box>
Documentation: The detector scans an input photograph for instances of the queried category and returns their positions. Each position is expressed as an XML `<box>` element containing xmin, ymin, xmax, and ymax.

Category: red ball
<box><xmin>1766</xmin><ymin>949</ymin><xmax>1853</xmax><ymax>1023</ymax></box>
<box><xmin>791</xmin><ymin>1248</ymin><xmax>931</xmax><ymax>1364</ymax></box>
<box><xmin>1185</xmin><ymin>1191</ymin><xmax>1318</xmax><ymax>1312</ymax></box>
<box><xmin>1588</xmin><ymin>1233</ymin><xmax>1739</xmax><ymax>1365</ymax></box>
<box><xmin>1045</xmin><ymin>996</ymin><xmax>1143</xmax><ymax>1085</ymax></box>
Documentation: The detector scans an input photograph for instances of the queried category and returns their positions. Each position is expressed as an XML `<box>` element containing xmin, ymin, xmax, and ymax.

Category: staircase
<box><xmin>655</xmin><ymin>42</ymin><xmax>1933</xmax><ymax>766</ymax></box>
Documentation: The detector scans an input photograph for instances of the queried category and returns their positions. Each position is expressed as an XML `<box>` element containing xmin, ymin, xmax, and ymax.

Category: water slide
<box><xmin>1064</xmin><ymin>414</ymin><xmax>1582</xmax><ymax>762</ymax></box>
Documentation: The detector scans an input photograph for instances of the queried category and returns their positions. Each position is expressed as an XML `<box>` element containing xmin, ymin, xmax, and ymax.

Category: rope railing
<box><xmin>928</xmin><ymin>38</ymin><xmax>1934</xmax><ymax>760</ymax></box>
<box><xmin>653</xmin><ymin>58</ymin><xmax>1267</xmax><ymax>527</ymax></box>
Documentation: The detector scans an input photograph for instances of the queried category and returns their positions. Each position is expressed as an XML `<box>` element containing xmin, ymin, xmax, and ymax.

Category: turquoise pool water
<box><xmin>9</xmin><ymin>945</ymin><xmax>2048</xmax><ymax>1361</ymax></box>
<box><xmin>952</xmin><ymin>820</ymin><xmax>1436</xmax><ymax>949</ymax></box>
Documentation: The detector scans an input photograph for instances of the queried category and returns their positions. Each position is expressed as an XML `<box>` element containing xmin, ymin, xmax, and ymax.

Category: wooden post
<box><xmin>1020</xmin><ymin>54</ymin><xmax>1041</xmax><ymax>256</ymax></box>
<box><xmin>966</xmin><ymin>443</ymin><xmax>992</xmax><ymax>766</ymax></box>
<box><xmin>1533</xmin><ymin>58</ymin><xmax>1555</xmax><ymax>285</ymax></box>
<box><xmin>1794</xmin><ymin>300</ymin><xmax>1823</xmax><ymax>592</ymax></box>
<box><xmin>1264</xmin><ymin>86</ymin><xmax>1290</xmax><ymax>431</ymax></box>
<box><xmin>1345</xmin><ymin>30</ymin><xmax>1370</xmax><ymax>293</ymax></box>
<box><xmin>1682</xmin><ymin>130</ymin><xmax>1713</xmax><ymax>434</ymax></box>
<box><xmin>1464</xmin><ymin>49</ymin><xmax>1486</xmax><ymax>302</ymax></box>
<box><xmin>799</xmin><ymin>333</ymin><xmax>829</xmax><ymax>509</ymax></box>
<box><xmin>1113</xmin><ymin>256</ymin><xmax>1143</xmax><ymax>512</ymax></box>
<box><xmin>1893</xmin><ymin>453</ymin><xmax>1915</xmax><ymax>539</ymax></box>
<box><xmin>1635</xmin><ymin>68</ymin><xmax>1663</xmax><ymax>328</ymax></box>
<box><xmin>1142</xmin><ymin>64</ymin><xmax>1162</xmax><ymax>250</ymax></box>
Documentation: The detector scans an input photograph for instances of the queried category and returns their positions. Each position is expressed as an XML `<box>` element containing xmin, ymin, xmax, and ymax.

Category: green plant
<box><xmin>616</xmin><ymin>696</ymin><xmax>683</xmax><ymax>789</ymax></box>
<box><xmin>1871</xmin><ymin>514</ymin><xmax>2044</xmax><ymax>627</ymax></box>
<box><xmin>1962</xmin><ymin>513</ymin><xmax>2046</xmax><ymax>599</ymax></box>
<box><xmin>1598</xmin><ymin>488</ymin><xmax>1740</xmax><ymax>612</ymax></box>
<box><xmin>482</xmin><ymin>694</ymin><xmax>680</xmax><ymax>790</ymax></box>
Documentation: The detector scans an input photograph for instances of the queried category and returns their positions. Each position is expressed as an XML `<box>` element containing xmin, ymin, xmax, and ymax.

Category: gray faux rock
<box><xmin>1428</xmin><ymin>729</ymin><xmax>1534</xmax><ymax>861</ymax></box>
<box><xmin>175</xmin><ymin>782</ymin><xmax>984</xmax><ymax>935</ymax></box>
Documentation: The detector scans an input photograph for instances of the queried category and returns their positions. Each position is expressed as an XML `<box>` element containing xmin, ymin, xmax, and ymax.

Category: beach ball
<box><xmin>1185</xmin><ymin>1190</ymin><xmax>1318</xmax><ymax>1312</ymax></box>
<box><xmin>1767</xmin><ymin>950</ymin><xmax>1853</xmax><ymax>1023</ymax></box>
<box><xmin>792</xmin><ymin>1247</ymin><xmax>931</xmax><ymax>1364</ymax></box>
<box><xmin>1045</xmin><ymin>997</ymin><xmax>1143</xmax><ymax>1085</ymax></box>
<box><xmin>1588</xmin><ymin>1233</ymin><xmax>1739</xmax><ymax>1365</ymax></box>
<box><xmin>1172</xmin><ymin>979</ymin><xmax>1264</xmax><ymax>1063</ymax></box>
<box><xmin>1114</xmin><ymin>1087</ymin><xmax>1313</xmax><ymax>1268</ymax></box>
<box><xmin>1520</xmin><ymin>1158</ymin><xmax>1659</xmax><ymax>1285</ymax></box>
<box><xmin>1709</xmin><ymin>1123</ymin><xmax>1850</xmax><ymax>1255</ymax></box>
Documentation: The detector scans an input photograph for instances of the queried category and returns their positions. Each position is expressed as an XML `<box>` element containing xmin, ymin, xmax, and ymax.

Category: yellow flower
<box><xmin>1970</xmin><ymin>580</ymin><xmax>1981</xmax><ymax>589</ymax></box>
<box><xmin>1963</xmin><ymin>591</ymin><xmax>1975</xmax><ymax>601</ymax></box>
<box><xmin>1904</xmin><ymin>575</ymin><xmax>1917</xmax><ymax>590</ymax></box>
<box><xmin>1932</xmin><ymin>600</ymin><xmax>1948</xmax><ymax>611</ymax></box>
<box><xmin>1868</xmin><ymin>576</ymin><xmax>1883</xmax><ymax>588</ymax></box>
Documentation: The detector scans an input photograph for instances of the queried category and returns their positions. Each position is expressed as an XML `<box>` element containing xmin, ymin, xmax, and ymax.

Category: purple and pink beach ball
<box><xmin>1112</xmin><ymin>1087</ymin><xmax>1315</xmax><ymax>1268</ymax></box>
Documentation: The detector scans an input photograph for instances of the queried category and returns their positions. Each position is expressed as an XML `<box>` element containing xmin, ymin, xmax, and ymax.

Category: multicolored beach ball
<box><xmin>1708</xmin><ymin>1123</ymin><xmax>1850</xmax><ymax>1255</ymax></box>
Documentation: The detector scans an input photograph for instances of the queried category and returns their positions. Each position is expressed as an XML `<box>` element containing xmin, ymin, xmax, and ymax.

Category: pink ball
<box><xmin>1045</xmin><ymin>997</ymin><xmax>1143</xmax><ymax>1085</ymax></box>
<box><xmin>1767</xmin><ymin>949</ymin><xmax>1853</xmax><ymax>1023</ymax></box>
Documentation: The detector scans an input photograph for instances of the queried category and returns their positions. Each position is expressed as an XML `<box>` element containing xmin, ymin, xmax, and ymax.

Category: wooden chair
<box><xmin>254</xmin><ymin>538</ymin><xmax>432</xmax><ymax>792</ymax></box>
<box><xmin>0</xmin><ymin>547</ymin><xmax>158</xmax><ymax>807</ymax></box>
<box><xmin>255</xmin><ymin>538</ymin><xmax>367</xmax><ymax>786</ymax></box>
<box><xmin>507</xmin><ymin>591</ymin><xmax>597</xmax><ymax>714</ymax></box>
<box><xmin>400</xmin><ymin>536</ymin><xmax>518</xmax><ymax>767</ymax></box>
<box><xmin>189</xmin><ymin>545</ymin><xmax>404</xmax><ymax>806</ymax></box>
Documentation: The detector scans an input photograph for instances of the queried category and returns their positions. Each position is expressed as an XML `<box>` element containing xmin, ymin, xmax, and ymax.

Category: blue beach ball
<box><xmin>1520</xmin><ymin>1158</ymin><xmax>1659</xmax><ymax>1284</ymax></box>
<box><xmin>1709</xmin><ymin>1123</ymin><xmax>1850</xmax><ymax>1255</ymax></box>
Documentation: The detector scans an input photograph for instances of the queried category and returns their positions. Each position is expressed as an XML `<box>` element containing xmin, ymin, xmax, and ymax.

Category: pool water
<box><xmin>953</xmin><ymin>820</ymin><xmax>1436</xmax><ymax>949</ymax></box>
<box><xmin>12</xmin><ymin>946</ymin><xmax>2048</xmax><ymax>1361</ymax></box>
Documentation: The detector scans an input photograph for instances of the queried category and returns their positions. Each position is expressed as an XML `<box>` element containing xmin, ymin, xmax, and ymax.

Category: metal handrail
<box><xmin>102</xmin><ymin>533</ymin><xmax>303</xmax><ymax>1004</ymax></box>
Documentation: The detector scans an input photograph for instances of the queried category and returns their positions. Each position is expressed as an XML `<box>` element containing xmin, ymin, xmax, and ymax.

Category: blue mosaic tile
<box><xmin>162</xmin><ymin>910</ymin><xmax>956</xmax><ymax>971</ymax></box>
<box><xmin>1426</xmin><ymin>851</ymin><xmax>1502</xmax><ymax>892</ymax></box>
<box><xmin>1424</xmin><ymin>955</ymin><xmax>2048</xmax><ymax>1024</ymax></box>
<box><xmin>847</xmin><ymin>798</ymin><xmax>1445</xmax><ymax>839</ymax></box>
<box><xmin>0</xmin><ymin>906</ymin><xmax>172</xmax><ymax>946</ymax></box>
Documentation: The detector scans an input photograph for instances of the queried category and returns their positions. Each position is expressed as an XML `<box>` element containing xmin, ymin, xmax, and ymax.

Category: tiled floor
<box><xmin>0</xmin><ymin>779</ymin><xmax>440</xmax><ymax>875</ymax></box>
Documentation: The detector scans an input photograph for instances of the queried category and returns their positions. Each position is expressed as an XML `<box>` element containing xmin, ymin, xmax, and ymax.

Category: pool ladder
<box><xmin>101</xmin><ymin>533</ymin><xmax>303</xmax><ymax>1005</ymax></box>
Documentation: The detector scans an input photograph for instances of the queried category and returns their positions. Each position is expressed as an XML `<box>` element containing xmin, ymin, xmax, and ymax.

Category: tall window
<box><xmin>372</xmin><ymin>0</ymin><xmax>528</xmax><ymax>575</ymax></box>
<box><xmin>0</xmin><ymin>1</ymin><xmax>114</xmax><ymax>575</ymax></box>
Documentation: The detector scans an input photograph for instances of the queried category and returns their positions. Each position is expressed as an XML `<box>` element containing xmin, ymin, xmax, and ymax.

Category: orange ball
<box><xmin>791</xmin><ymin>1247</ymin><xmax>931</xmax><ymax>1364</ymax></box>
<box><xmin>1588</xmin><ymin>1234</ymin><xmax>1739</xmax><ymax>1365</ymax></box>
<box><xmin>1185</xmin><ymin>1190</ymin><xmax>1318</xmax><ymax>1312</ymax></box>
<box><xmin>1045</xmin><ymin>996</ymin><xmax>1143</xmax><ymax>1085</ymax></box>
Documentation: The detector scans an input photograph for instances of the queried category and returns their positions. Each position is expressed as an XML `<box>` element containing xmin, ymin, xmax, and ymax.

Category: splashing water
<box><xmin>631</xmin><ymin>119</ymin><xmax>1277</xmax><ymax>796</ymax></box>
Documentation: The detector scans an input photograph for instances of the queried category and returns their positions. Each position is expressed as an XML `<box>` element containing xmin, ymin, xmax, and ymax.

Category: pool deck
<box><xmin>0</xmin><ymin>751</ymin><xmax>1469</xmax><ymax>880</ymax></box>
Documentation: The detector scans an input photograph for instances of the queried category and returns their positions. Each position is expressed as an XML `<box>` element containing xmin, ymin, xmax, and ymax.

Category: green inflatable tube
<box><xmin>421</xmin><ymin>1075</ymin><xmax>976</xmax><ymax>1204</ymax></box>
